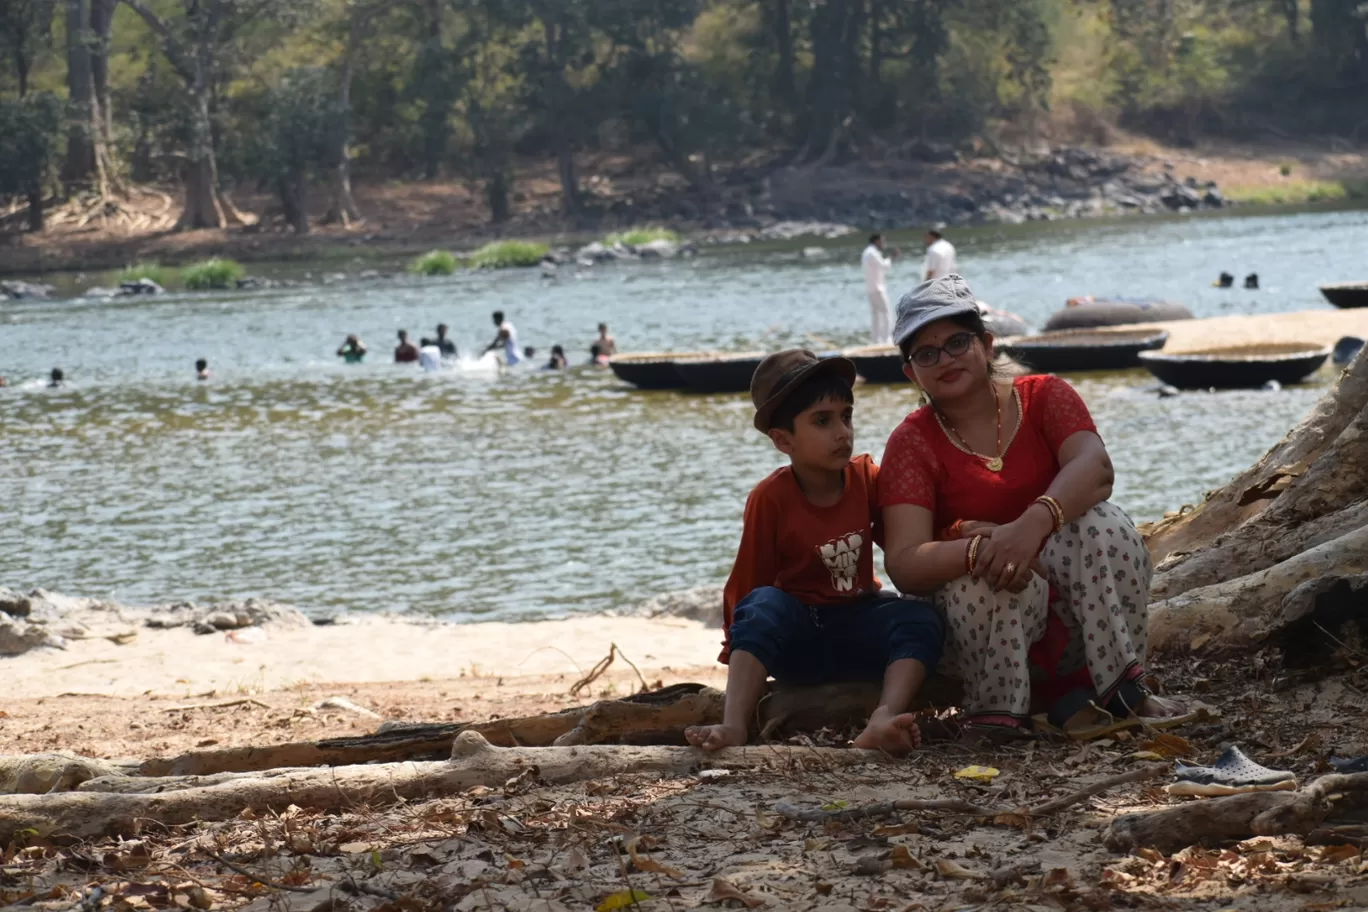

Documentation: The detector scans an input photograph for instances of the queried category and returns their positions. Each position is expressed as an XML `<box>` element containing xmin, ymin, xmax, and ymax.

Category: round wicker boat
<box><xmin>998</xmin><ymin>328</ymin><xmax>1169</xmax><ymax>373</ymax></box>
<box><xmin>1044</xmin><ymin>298</ymin><xmax>1193</xmax><ymax>331</ymax></box>
<box><xmin>1138</xmin><ymin>342</ymin><xmax>1331</xmax><ymax>389</ymax></box>
<box><xmin>608</xmin><ymin>352</ymin><xmax>714</xmax><ymax>389</ymax></box>
<box><xmin>671</xmin><ymin>351</ymin><xmax>770</xmax><ymax>394</ymax></box>
<box><xmin>843</xmin><ymin>345</ymin><xmax>909</xmax><ymax>384</ymax></box>
<box><xmin>1319</xmin><ymin>282</ymin><xmax>1368</xmax><ymax>309</ymax></box>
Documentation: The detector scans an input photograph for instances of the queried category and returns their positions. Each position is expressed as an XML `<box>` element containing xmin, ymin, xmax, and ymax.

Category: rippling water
<box><xmin>2</xmin><ymin>207</ymin><xmax>1364</xmax><ymax>619</ymax></box>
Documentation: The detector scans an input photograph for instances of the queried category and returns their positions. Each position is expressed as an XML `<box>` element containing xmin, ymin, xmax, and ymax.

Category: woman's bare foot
<box><xmin>684</xmin><ymin>723</ymin><xmax>748</xmax><ymax>752</ymax></box>
<box><xmin>852</xmin><ymin>707</ymin><xmax>922</xmax><ymax>754</ymax></box>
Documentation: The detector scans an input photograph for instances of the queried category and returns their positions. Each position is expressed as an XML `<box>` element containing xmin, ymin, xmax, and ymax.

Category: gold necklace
<box><xmin>934</xmin><ymin>385</ymin><xmax>1020</xmax><ymax>473</ymax></box>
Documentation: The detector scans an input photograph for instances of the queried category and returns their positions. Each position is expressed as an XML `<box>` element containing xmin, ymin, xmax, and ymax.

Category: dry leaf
<box><xmin>1139</xmin><ymin>733</ymin><xmax>1195</xmax><ymax>759</ymax></box>
<box><xmin>813</xmin><ymin>882</ymin><xmax>833</xmax><ymax>896</ymax></box>
<box><xmin>934</xmin><ymin>859</ymin><xmax>981</xmax><ymax>880</ymax></box>
<box><xmin>562</xmin><ymin>847</ymin><xmax>590</xmax><ymax>872</ymax></box>
<box><xmin>1190</xmin><ymin>632</ymin><xmax>1212</xmax><ymax>651</ymax></box>
<box><xmin>1270</xmin><ymin>733</ymin><xmax>1322</xmax><ymax>758</ymax></box>
<box><xmin>626</xmin><ymin>836</ymin><xmax>684</xmax><ymax>879</ymax></box>
<box><xmin>872</xmin><ymin>822</ymin><xmax>919</xmax><ymax>837</ymax></box>
<box><xmin>1315</xmin><ymin>844</ymin><xmax>1362</xmax><ymax>864</ymax></box>
<box><xmin>890</xmin><ymin>845</ymin><xmax>924</xmax><ymax>871</ymax></box>
<box><xmin>993</xmin><ymin>813</ymin><xmax>1030</xmax><ymax>829</ymax></box>
<box><xmin>596</xmin><ymin>889</ymin><xmax>652</xmax><ymax>911</ymax></box>
<box><xmin>1135</xmin><ymin>848</ymin><xmax>1165</xmax><ymax>863</ymax></box>
<box><xmin>706</xmin><ymin>878</ymin><xmax>764</xmax><ymax>908</ymax></box>
<box><xmin>953</xmin><ymin>765</ymin><xmax>1000</xmax><ymax>781</ymax></box>
<box><xmin>1041</xmin><ymin>868</ymin><xmax>1073</xmax><ymax>889</ymax></box>
<box><xmin>1129</xmin><ymin>751</ymin><xmax>1166</xmax><ymax>761</ymax></box>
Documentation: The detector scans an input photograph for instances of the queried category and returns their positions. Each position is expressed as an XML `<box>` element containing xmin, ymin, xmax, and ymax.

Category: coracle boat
<box><xmin>1319</xmin><ymin>282</ymin><xmax>1368</xmax><ymax>309</ymax></box>
<box><xmin>1045</xmin><ymin>298</ymin><xmax>1193</xmax><ymax>331</ymax></box>
<box><xmin>979</xmin><ymin>306</ymin><xmax>1031</xmax><ymax>338</ymax></box>
<box><xmin>608</xmin><ymin>352</ymin><xmax>712</xmax><ymax>390</ymax></box>
<box><xmin>843</xmin><ymin>345</ymin><xmax>910</xmax><ymax>384</ymax></box>
<box><xmin>672</xmin><ymin>351</ymin><xmax>770</xmax><ymax>394</ymax></box>
<box><xmin>999</xmin><ymin>328</ymin><xmax>1169</xmax><ymax>373</ymax></box>
<box><xmin>1333</xmin><ymin>336</ymin><xmax>1365</xmax><ymax>366</ymax></box>
<box><xmin>1138</xmin><ymin>343</ymin><xmax>1331</xmax><ymax>390</ymax></box>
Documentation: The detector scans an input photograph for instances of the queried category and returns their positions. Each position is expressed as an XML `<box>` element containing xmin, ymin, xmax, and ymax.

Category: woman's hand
<box><xmin>972</xmin><ymin>508</ymin><xmax>1053</xmax><ymax>591</ymax></box>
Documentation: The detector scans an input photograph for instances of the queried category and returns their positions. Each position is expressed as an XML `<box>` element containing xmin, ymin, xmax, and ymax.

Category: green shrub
<box><xmin>603</xmin><ymin>227</ymin><xmax>682</xmax><ymax>247</ymax></box>
<box><xmin>409</xmin><ymin>249</ymin><xmax>459</xmax><ymax>276</ymax></box>
<box><xmin>182</xmin><ymin>258</ymin><xmax>245</xmax><ymax>290</ymax></box>
<box><xmin>466</xmin><ymin>240</ymin><xmax>548</xmax><ymax>269</ymax></box>
<box><xmin>115</xmin><ymin>263</ymin><xmax>178</xmax><ymax>288</ymax></box>
<box><xmin>1225</xmin><ymin>179</ymin><xmax>1364</xmax><ymax>207</ymax></box>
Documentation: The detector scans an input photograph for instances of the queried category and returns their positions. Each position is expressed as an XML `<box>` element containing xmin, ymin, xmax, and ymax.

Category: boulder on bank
<box><xmin>119</xmin><ymin>278</ymin><xmax>164</xmax><ymax>295</ymax></box>
<box><xmin>1</xmin><ymin>280</ymin><xmax>56</xmax><ymax>300</ymax></box>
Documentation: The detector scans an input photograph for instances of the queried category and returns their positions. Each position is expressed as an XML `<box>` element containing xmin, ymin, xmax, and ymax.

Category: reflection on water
<box><xmin>1</xmin><ymin>207</ymin><xmax>1362</xmax><ymax>619</ymax></box>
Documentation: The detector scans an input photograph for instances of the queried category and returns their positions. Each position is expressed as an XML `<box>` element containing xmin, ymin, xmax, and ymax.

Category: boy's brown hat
<box><xmin>750</xmin><ymin>349</ymin><xmax>857</xmax><ymax>432</ymax></box>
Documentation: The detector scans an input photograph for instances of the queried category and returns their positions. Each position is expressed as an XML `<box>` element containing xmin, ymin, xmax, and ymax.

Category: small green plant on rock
<box><xmin>409</xmin><ymin>250</ymin><xmax>459</xmax><ymax>276</ymax></box>
<box><xmin>466</xmin><ymin>240</ymin><xmax>547</xmax><ymax>269</ymax></box>
<box><xmin>182</xmin><ymin>258</ymin><xmax>245</xmax><ymax>290</ymax></box>
<box><xmin>603</xmin><ymin>227</ymin><xmax>681</xmax><ymax>247</ymax></box>
<box><xmin>116</xmin><ymin>263</ymin><xmax>178</xmax><ymax>288</ymax></box>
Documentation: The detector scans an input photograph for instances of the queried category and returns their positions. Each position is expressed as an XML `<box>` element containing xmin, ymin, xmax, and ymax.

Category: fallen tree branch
<box><xmin>160</xmin><ymin>699</ymin><xmax>272</xmax><ymax>713</ymax></box>
<box><xmin>0</xmin><ymin>732</ymin><xmax>884</xmax><ymax>842</ymax></box>
<box><xmin>205</xmin><ymin>851</ymin><xmax>316</xmax><ymax>894</ymax></box>
<box><xmin>1026</xmin><ymin>763</ymin><xmax>1170</xmax><ymax>816</ymax></box>
<box><xmin>1104</xmin><ymin>771</ymin><xmax>1368</xmax><ymax>854</ymax></box>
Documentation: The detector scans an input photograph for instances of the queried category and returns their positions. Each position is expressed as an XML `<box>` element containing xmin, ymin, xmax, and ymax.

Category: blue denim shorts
<box><xmin>728</xmin><ymin>586</ymin><xmax>944</xmax><ymax>686</ymax></box>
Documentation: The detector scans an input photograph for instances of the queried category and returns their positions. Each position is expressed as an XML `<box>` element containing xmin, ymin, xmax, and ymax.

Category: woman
<box><xmin>879</xmin><ymin>274</ymin><xmax>1180</xmax><ymax>739</ymax></box>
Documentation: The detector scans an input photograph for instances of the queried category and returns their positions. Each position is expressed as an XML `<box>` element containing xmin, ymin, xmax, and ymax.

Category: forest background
<box><xmin>1</xmin><ymin>0</ymin><xmax>1366</xmax><ymax>241</ymax></box>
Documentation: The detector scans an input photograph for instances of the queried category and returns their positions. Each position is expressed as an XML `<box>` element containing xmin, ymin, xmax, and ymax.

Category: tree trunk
<box><xmin>27</xmin><ymin>190</ymin><xmax>44</xmax><ymax>231</ymax></box>
<box><xmin>279</xmin><ymin>174</ymin><xmax>309</xmax><ymax>234</ymax></box>
<box><xmin>91</xmin><ymin>0</ymin><xmax>116</xmax><ymax>155</ymax></box>
<box><xmin>1142</xmin><ymin>350</ymin><xmax>1368</xmax><ymax>659</ymax></box>
<box><xmin>798</xmin><ymin>0</ymin><xmax>861</xmax><ymax>163</ymax></box>
<box><xmin>487</xmin><ymin>169</ymin><xmax>510</xmax><ymax>223</ymax></box>
<box><xmin>541</xmin><ymin>18</ymin><xmax>580</xmax><ymax>214</ymax></box>
<box><xmin>177</xmin><ymin>90</ymin><xmax>227</xmax><ymax>230</ymax></box>
<box><xmin>323</xmin><ymin>10</ymin><xmax>364</xmax><ymax>226</ymax></box>
<box><xmin>770</xmin><ymin>0</ymin><xmax>797</xmax><ymax>112</ymax></box>
<box><xmin>63</xmin><ymin>0</ymin><xmax>98</xmax><ymax>187</ymax></box>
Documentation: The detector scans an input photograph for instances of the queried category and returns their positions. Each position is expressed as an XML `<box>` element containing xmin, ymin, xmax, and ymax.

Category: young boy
<box><xmin>685</xmin><ymin>349</ymin><xmax>944</xmax><ymax>754</ymax></box>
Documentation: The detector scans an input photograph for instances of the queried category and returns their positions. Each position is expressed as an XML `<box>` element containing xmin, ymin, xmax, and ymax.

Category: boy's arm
<box><xmin>719</xmin><ymin>487</ymin><xmax>779</xmax><ymax>663</ymax></box>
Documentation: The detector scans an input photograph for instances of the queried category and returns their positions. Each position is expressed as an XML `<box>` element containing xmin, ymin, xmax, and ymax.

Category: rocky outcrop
<box><xmin>634</xmin><ymin>586</ymin><xmax>724</xmax><ymax>628</ymax></box>
<box><xmin>1</xmin><ymin>280</ymin><xmax>56</xmax><ymax>300</ymax></box>
<box><xmin>0</xmin><ymin>587</ymin><xmax>311</xmax><ymax>657</ymax></box>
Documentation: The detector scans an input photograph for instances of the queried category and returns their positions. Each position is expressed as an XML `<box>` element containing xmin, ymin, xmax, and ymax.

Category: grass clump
<box><xmin>466</xmin><ymin>240</ymin><xmax>548</xmax><ymax>269</ymax></box>
<box><xmin>603</xmin><ymin>226</ymin><xmax>682</xmax><ymax>247</ymax></box>
<box><xmin>409</xmin><ymin>249</ymin><xmax>459</xmax><ymax>276</ymax></box>
<box><xmin>115</xmin><ymin>263</ymin><xmax>178</xmax><ymax>287</ymax></box>
<box><xmin>1225</xmin><ymin>179</ymin><xmax>1368</xmax><ymax>207</ymax></box>
<box><xmin>182</xmin><ymin>258</ymin><xmax>245</xmax><ymax>290</ymax></box>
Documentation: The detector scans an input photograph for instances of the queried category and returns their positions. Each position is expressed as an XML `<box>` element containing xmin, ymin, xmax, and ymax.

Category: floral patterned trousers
<box><xmin>933</xmin><ymin>501</ymin><xmax>1153</xmax><ymax>727</ymax></box>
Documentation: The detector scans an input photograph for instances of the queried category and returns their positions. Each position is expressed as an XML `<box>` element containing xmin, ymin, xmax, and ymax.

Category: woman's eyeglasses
<box><xmin>906</xmin><ymin>331</ymin><xmax>975</xmax><ymax>367</ymax></box>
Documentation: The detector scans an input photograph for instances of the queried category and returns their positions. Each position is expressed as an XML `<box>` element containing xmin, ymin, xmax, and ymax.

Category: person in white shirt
<box><xmin>922</xmin><ymin>228</ymin><xmax>957</xmax><ymax>280</ymax></box>
<box><xmin>860</xmin><ymin>233</ymin><xmax>897</xmax><ymax>345</ymax></box>
<box><xmin>483</xmin><ymin>310</ymin><xmax>522</xmax><ymax>366</ymax></box>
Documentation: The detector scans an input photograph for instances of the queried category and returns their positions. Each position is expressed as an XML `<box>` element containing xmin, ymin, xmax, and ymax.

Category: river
<box><xmin>2</xmin><ymin>206</ymin><xmax>1365</xmax><ymax>620</ymax></box>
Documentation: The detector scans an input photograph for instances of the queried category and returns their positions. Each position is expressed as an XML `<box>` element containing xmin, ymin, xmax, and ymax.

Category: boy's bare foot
<box><xmin>852</xmin><ymin>707</ymin><xmax>922</xmax><ymax>754</ymax></box>
<box><xmin>684</xmin><ymin>723</ymin><xmax>748</xmax><ymax>752</ymax></box>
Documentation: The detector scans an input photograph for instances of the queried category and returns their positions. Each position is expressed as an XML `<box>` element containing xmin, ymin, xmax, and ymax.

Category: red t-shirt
<box><xmin>878</xmin><ymin>375</ymin><xmax>1098</xmax><ymax>527</ymax></box>
<box><xmin>719</xmin><ymin>454</ymin><xmax>884</xmax><ymax>662</ymax></box>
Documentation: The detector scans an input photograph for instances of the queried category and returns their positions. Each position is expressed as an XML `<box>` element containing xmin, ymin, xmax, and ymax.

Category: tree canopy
<box><xmin>0</xmin><ymin>0</ymin><xmax>1364</xmax><ymax>232</ymax></box>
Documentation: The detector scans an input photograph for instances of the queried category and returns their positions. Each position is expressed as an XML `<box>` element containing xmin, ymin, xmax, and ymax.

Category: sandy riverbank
<box><xmin>5</xmin><ymin>613</ymin><xmax>722</xmax><ymax>701</ymax></box>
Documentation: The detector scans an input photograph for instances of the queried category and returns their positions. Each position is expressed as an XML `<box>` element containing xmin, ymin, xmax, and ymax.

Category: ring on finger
<box><xmin>1003</xmin><ymin>562</ymin><xmax>1016</xmax><ymax>576</ymax></box>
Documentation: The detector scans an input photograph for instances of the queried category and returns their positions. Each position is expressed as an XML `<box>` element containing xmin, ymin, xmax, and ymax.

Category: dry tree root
<box><xmin>0</xmin><ymin>732</ymin><xmax>886</xmax><ymax>843</ymax></box>
<box><xmin>1104</xmin><ymin>771</ymin><xmax>1368</xmax><ymax>854</ymax></box>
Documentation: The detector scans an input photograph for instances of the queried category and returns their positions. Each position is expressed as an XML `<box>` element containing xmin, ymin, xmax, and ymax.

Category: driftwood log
<box><xmin>0</xmin><ymin>731</ymin><xmax>885</xmax><ymax>844</ymax></box>
<box><xmin>1104</xmin><ymin>772</ymin><xmax>1368</xmax><ymax>854</ymax></box>
<box><xmin>133</xmin><ymin>677</ymin><xmax>963</xmax><ymax>781</ymax></box>
<box><xmin>1141</xmin><ymin>350</ymin><xmax>1368</xmax><ymax>658</ymax></box>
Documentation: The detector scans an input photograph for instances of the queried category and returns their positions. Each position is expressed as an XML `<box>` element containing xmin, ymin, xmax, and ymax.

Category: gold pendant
<box><xmin>985</xmin><ymin>456</ymin><xmax>1003</xmax><ymax>472</ymax></box>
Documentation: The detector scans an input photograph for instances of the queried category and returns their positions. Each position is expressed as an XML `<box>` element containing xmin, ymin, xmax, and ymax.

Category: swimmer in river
<box><xmin>337</xmin><ymin>334</ymin><xmax>368</xmax><ymax>363</ymax></box>
<box><xmin>422</xmin><ymin>323</ymin><xmax>457</xmax><ymax>359</ymax></box>
<box><xmin>49</xmin><ymin>368</ymin><xmax>64</xmax><ymax>388</ymax></box>
<box><xmin>395</xmin><ymin>330</ymin><xmax>419</xmax><ymax>363</ymax></box>
<box><xmin>589</xmin><ymin>341</ymin><xmax>610</xmax><ymax>368</ymax></box>
<box><xmin>546</xmin><ymin>345</ymin><xmax>568</xmax><ymax>370</ymax></box>
<box><xmin>483</xmin><ymin>311</ymin><xmax>521</xmax><ymax>366</ymax></box>
<box><xmin>594</xmin><ymin>323</ymin><xmax>618</xmax><ymax>357</ymax></box>
<box><xmin>196</xmin><ymin>358</ymin><xmax>211</xmax><ymax>380</ymax></box>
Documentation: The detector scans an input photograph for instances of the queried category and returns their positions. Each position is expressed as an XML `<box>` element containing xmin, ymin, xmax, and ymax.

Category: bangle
<box><xmin>966</xmin><ymin>534</ymin><xmax>984</xmax><ymax>575</ymax></box>
<box><xmin>941</xmin><ymin>518</ymin><xmax>965</xmax><ymax>541</ymax></box>
<box><xmin>1033</xmin><ymin>495</ymin><xmax>1064</xmax><ymax>534</ymax></box>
